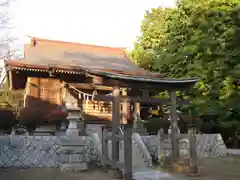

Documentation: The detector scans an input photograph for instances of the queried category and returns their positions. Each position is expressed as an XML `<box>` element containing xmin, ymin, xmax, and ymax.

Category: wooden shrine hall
<box><xmin>5</xmin><ymin>37</ymin><xmax>198</xmax><ymax>126</ymax></box>
<box><xmin>5</xmin><ymin>38</ymin><xmax>199</xmax><ymax>178</ymax></box>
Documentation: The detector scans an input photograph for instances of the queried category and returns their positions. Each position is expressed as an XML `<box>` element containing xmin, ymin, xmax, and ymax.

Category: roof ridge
<box><xmin>28</xmin><ymin>36</ymin><xmax>127</xmax><ymax>50</ymax></box>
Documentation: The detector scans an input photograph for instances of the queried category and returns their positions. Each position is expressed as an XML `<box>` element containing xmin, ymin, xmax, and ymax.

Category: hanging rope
<box><xmin>67</xmin><ymin>83</ymin><xmax>112</xmax><ymax>100</ymax></box>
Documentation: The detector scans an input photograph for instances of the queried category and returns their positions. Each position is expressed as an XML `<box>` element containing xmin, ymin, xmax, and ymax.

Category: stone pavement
<box><xmin>228</xmin><ymin>149</ymin><xmax>240</xmax><ymax>155</ymax></box>
<box><xmin>133</xmin><ymin>167</ymin><xmax>186</xmax><ymax>180</ymax></box>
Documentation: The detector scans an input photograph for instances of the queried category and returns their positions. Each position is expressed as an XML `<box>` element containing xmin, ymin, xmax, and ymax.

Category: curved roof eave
<box><xmin>93</xmin><ymin>71</ymin><xmax>199</xmax><ymax>84</ymax></box>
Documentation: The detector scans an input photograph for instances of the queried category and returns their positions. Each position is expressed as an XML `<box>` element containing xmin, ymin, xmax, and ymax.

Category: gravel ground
<box><xmin>1</xmin><ymin>156</ymin><xmax>240</xmax><ymax>180</ymax></box>
<box><xmin>0</xmin><ymin>168</ymin><xmax>121</xmax><ymax>180</ymax></box>
<box><xmin>190</xmin><ymin>156</ymin><xmax>240</xmax><ymax>180</ymax></box>
<box><xmin>170</xmin><ymin>156</ymin><xmax>240</xmax><ymax>180</ymax></box>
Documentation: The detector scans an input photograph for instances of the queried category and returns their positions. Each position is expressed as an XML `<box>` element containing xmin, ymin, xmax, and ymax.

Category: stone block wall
<box><xmin>0</xmin><ymin>135</ymin><xmax>60</xmax><ymax>168</ymax></box>
<box><xmin>0</xmin><ymin>135</ymin><xmax>100</xmax><ymax>169</ymax></box>
<box><xmin>141</xmin><ymin>133</ymin><xmax>228</xmax><ymax>158</ymax></box>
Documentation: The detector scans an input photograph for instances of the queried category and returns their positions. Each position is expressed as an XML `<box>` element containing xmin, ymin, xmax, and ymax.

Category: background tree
<box><xmin>132</xmin><ymin>0</ymin><xmax>240</xmax><ymax>147</ymax></box>
<box><xmin>0</xmin><ymin>0</ymin><xmax>16</xmax><ymax>58</ymax></box>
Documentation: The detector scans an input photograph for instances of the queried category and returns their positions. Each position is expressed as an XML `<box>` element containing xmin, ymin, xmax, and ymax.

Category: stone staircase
<box><xmin>107</xmin><ymin>138</ymin><xmax>149</xmax><ymax>168</ymax></box>
<box><xmin>88</xmin><ymin>127</ymin><xmax>184</xmax><ymax>180</ymax></box>
<box><xmin>86</xmin><ymin>124</ymin><xmax>152</xmax><ymax>168</ymax></box>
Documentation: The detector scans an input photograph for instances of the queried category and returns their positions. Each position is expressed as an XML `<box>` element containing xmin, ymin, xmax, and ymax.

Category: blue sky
<box><xmin>10</xmin><ymin>0</ymin><xmax>176</xmax><ymax>49</ymax></box>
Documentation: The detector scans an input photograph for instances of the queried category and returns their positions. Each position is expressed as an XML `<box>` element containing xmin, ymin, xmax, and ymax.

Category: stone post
<box><xmin>11</xmin><ymin>126</ymin><xmax>16</xmax><ymax>135</ymax></box>
<box><xmin>157</xmin><ymin>128</ymin><xmax>165</xmax><ymax>163</ymax></box>
<box><xmin>56</xmin><ymin>120</ymin><xmax>67</xmax><ymax>136</ymax></box>
<box><xmin>66</xmin><ymin>102</ymin><xmax>81</xmax><ymax>137</ymax></box>
<box><xmin>60</xmin><ymin>121</ymin><xmax>67</xmax><ymax>130</ymax></box>
<box><xmin>188</xmin><ymin>117</ymin><xmax>199</xmax><ymax>175</ymax></box>
<box><xmin>102</xmin><ymin>126</ymin><xmax>109</xmax><ymax>173</ymax></box>
<box><xmin>169</xmin><ymin>90</ymin><xmax>180</xmax><ymax>161</ymax></box>
<box><xmin>123</xmin><ymin>124</ymin><xmax>133</xmax><ymax>180</ymax></box>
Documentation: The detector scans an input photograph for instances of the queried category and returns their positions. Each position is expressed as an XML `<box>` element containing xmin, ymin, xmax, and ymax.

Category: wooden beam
<box><xmin>122</xmin><ymin>97</ymin><xmax>170</xmax><ymax>104</ymax></box>
<box><xmin>68</xmin><ymin>83</ymin><xmax>113</xmax><ymax>91</ymax></box>
<box><xmin>93</xmin><ymin>94</ymin><xmax>113</xmax><ymax>101</ymax></box>
<box><xmin>93</xmin><ymin>94</ymin><xmax>189</xmax><ymax>105</ymax></box>
<box><xmin>10</xmin><ymin>69</ymin><xmax>197</xmax><ymax>92</ymax></box>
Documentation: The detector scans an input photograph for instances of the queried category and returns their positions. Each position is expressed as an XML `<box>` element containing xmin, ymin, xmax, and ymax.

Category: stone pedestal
<box><xmin>59</xmin><ymin>136</ymin><xmax>88</xmax><ymax>172</ymax></box>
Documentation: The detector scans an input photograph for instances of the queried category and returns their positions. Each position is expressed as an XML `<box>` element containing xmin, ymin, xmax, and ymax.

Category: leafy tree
<box><xmin>132</xmin><ymin>0</ymin><xmax>240</xmax><ymax>145</ymax></box>
<box><xmin>130</xmin><ymin>41</ymin><xmax>154</xmax><ymax>70</ymax></box>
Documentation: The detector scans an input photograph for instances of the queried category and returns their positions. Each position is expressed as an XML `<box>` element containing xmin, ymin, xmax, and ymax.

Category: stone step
<box><xmin>107</xmin><ymin>142</ymin><xmax>146</xmax><ymax>167</ymax></box>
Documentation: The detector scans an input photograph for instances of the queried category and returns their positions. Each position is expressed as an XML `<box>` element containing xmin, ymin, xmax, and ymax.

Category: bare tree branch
<box><xmin>0</xmin><ymin>0</ymin><xmax>19</xmax><ymax>85</ymax></box>
<box><xmin>0</xmin><ymin>0</ymin><xmax>18</xmax><ymax>60</ymax></box>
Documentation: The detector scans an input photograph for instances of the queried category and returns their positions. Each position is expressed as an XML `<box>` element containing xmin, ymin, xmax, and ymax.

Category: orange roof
<box><xmin>26</xmin><ymin>37</ymin><xmax>127</xmax><ymax>58</ymax></box>
<box><xmin>6</xmin><ymin>37</ymin><xmax>162</xmax><ymax>77</ymax></box>
<box><xmin>5</xmin><ymin>38</ymin><xmax>200</xmax><ymax>87</ymax></box>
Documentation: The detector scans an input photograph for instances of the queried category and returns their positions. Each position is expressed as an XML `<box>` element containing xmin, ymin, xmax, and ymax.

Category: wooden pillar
<box><xmin>61</xmin><ymin>84</ymin><xmax>67</xmax><ymax>105</ymax></box>
<box><xmin>112</xmin><ymin>87</ymin><xmax>120</xmax><ymax>168</ymax></box>
<box><xmin>37</xmin><ymin>78</ymin><xmax>41</xmax><ymax>99</ymax></box>
<box><xmin>169</xmin><ymin>90</ymin><xmax>180</xmax><ymax>161</ymax></box>
<box><xmin>121</xmin><ymin>89</ymin><xmax>128</xmax><ymax>124</ymax></box>
<box><xmin>142</xmin><ymin>90</ymin><xmax>149</xmax><ymax>99</ymax></box>
<box><xmin>23</xmin><ymin>77</ymin><xmax>31</xmax><ymax>107</ymax></box>
<box><xmin>8</xmin><ymin>70</ymin><xmax>13</xmax><ymax>90</ymax></box>
<box><xmin>142</xmin><ymin>90</ymin><xmax>151</xmax><ymax>119</ymax></box>
<box><xmin>134</xmin><ymin>102</ymin><xmax>140</xmax><ymax>116</ymax></box>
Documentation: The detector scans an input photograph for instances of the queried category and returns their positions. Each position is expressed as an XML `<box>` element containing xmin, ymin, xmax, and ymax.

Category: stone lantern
<box><xmin>66</xmin><ymin>102</ymin><xmax>81</xmax><ymax>137</ymax></box>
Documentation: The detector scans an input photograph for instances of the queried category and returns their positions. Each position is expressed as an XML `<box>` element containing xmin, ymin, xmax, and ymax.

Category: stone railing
<box><xmin>132</xmin><ymin>133</ymin><xmax>152</xmax><ymax>167</ymax></box>
<box><xmin>88</xmin><ymin>132</ymin><xmax>102</xmax><ymax>165</ymax></box>
<box><xmin>89</xmin><ymin>133</ymin><xmax>102</xmax><ymax>155</ymax></box>
<box><xmin>141</xmin><ymin>136</ymin><xmax>159</xmax><ymax>158</ymax></box>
